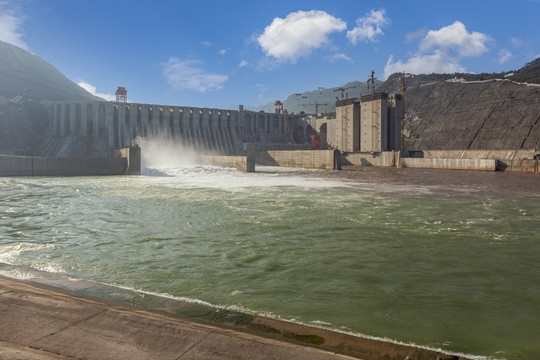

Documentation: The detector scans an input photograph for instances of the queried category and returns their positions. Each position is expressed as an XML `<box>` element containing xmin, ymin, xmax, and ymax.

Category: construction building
<box><xmin>301</xmin><ymin>93</ymin><xmax>402</xmax><ymax>153</ymax></box>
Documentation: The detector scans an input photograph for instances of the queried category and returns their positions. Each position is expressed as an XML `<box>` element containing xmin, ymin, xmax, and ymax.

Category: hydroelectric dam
<box><xmin>45</xmin><ymin>101</ymin><xmax>301</xmax><ymax>158</ymax></box>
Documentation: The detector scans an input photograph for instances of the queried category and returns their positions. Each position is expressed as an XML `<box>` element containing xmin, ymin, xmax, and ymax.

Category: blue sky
<box><xmin>1</xmin><ymin>0</ymin><xmax>539</xmax><ymax>109</ymax></box>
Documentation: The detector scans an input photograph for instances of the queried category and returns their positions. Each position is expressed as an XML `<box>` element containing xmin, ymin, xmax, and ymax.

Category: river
<box><xmin>1</xmin><ymin>160</ymin><xmax>539</xmax><ymax>359</ymax></box>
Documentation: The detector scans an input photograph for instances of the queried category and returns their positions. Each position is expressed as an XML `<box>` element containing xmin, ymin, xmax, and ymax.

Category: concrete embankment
<box><xmin>256</xmin><ymin>149</ymin><xmax>341</xmax><ymax>170</ymax></box>
<box><xmin>202</xmin><ymin>144</ymin><xmax>256</xmax><ymax>172</ymax></box>
<box><xmin>0</xmin><ymin>145</ymin><xmax>140</xmax><ymax>176</ymax></box>
<box><xmin>0</xmin><ymin>275</ymin><xmax>470</xmax><ymax>360</ymax></box>
<box><xmin>202</xmin><ymin>148</ymin><xmax>537</xmax><ymax>173</ymax></box>
<box><xmin>410</xmin><ymin>150</ymin><xmax>539</xmax><ymax>172</ymax></box>
<box><xmin>502</xmin><ymin>158</ymin><xmax>539</xmax><ymax>173</ymax></box>
<box><xmin>341</xmin><ymin>152</ymin><xmax>398</xmax><ymax>167</ymax></box>
<box><xmin>341</xmin><ymin>149</ymin><xmax>539</xmax><ymax>173</ymax></box>
<box><xmin>203</xmin><ymin>149</ymin><xmax>341</xmax><ymax>172</ymax></box>
<box><xmin>341</xmin><ymin>151</ymin><xmax>499</xmax><ymax>171</ymax></box>
<box><xmin>400</xmin><ymin>158</ymin><xmax>498</xmax><ymax>171</ymax></box>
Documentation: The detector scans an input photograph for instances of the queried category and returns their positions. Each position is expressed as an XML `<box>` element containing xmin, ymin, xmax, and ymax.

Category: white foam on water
<box><xmin>134</xmin><ymin>137</ymin><xmax>359</xmax><ymax>191</ymax></box>
<box><xmin>141</xmin><ymin>164</ymin><xmax>354</xmax><ymax>191</ymax></box>
<box><xmin>0</xmin><ymin>243</ymin><xmax>66</xmax><ymax>277</ymax></box>
<box><xmin>0</xmin><ymin>265</ymin><xmax>35</xmax><ymax>280</ymax></box>
<box><xmin>120</xmin><ymin>137</ymin><xmax>461</xmax><ymax>196</ymax></box>
<box><xmin>0</xmin><ymin>243</ymin><xmax>54</xmax><ymax>264</ymax></box>
<box><xmin>136</xmin><ymin>136</ymin><xmax>202</xmax><ymax>169</ymax></box>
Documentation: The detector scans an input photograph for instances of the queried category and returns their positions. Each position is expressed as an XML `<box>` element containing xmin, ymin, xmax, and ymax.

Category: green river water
<box><xmin>1</xmin><ymin>164</ymin><xmax>539</xmax><ymax>359</ymax></box>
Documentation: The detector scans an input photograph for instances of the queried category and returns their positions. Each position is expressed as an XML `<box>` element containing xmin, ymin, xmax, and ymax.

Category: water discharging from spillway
<box><xmin>1</xmin><ymin>156</ymin><xmax>539</xmax><ymax>360</ymax></box>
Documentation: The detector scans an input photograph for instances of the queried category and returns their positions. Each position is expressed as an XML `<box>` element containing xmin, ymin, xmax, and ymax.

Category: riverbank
<box><xmin>0</xmin><ymin>274</ymin><xmax>469</xmax><ymax>360</ymax></box>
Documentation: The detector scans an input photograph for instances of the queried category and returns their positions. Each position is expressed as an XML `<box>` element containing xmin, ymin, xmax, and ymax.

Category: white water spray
<box><xmin>134</xmin><ymin>137</ymin><xmax>204</xmax><ymax>172</ymax></box>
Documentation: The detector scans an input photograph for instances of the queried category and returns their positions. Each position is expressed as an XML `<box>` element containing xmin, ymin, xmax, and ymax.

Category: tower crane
<box><xmin>298</xmin><ymin>100</ymin><xmax>328</xmax><ymax>115</ymax></box>
<box><xmin>383</xmin><ymin>72</ymin><xmax>414</xmax><ymax>117</ymax></box>
<box><xmin>0</xmin><ymin>89</ymin><xmax>32</xmax><ymax>117</ymax></box>
<box><xmin>333</xmin><ymin>83</ymin><xmax>362</xmax><ymax>100</ymax></box>
<box><xmin>366</xmin><ymin>70</ymin><xmax>377</xmax><ymax>95</ymax></box>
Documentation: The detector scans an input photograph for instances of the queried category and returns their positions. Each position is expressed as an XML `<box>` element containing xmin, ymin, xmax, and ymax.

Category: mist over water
<box><xmin>0</xmin><ymin>156</ymin><xmax>539</xmax><ymax>359</ymax></box>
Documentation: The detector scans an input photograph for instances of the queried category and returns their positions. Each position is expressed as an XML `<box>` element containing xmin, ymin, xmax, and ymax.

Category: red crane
<box><xmin>115</xmin><ymin>87</ymin><xmax>127</xmax><ymax>103</ymax></box>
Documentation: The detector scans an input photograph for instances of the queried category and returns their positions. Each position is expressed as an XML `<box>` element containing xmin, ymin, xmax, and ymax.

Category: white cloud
<box><xmin>406</xmin><ymin>28</ymin><xmax>426</xmax><ymax>43</ymax></box>
<box><xmin>498</xmin><ymin>49</ymin><xmax>512</xmax><ymax>64</ymax></box>
<box><xmin>257</xmin><ymin>10</ymin><xmax>346</xmax><ymax>63</ymax></box>
<box><xmin>419</xmin><ymin>21</ymin><xmax>491</xmax><ymax>57</ymax></box>
<box><xmin>219</xmin><ymin>49</ymin><xmax>227</xmax><ymax>56</ymax></box>
<box><xmin>384</xmin><ymin>21</ymin><xmax>492</xmax><ymax>78</ymax></box>
<box><xmin>384</xmin><ymin>53</ymin><xmax>465</xmax><ymax>78</ymax></box>
<box><xmin>162</xmin><ymin>58</ymin><xmax>227</xmax><ymax>93</ymax></box>
<box><xmin>201</xmin><ymin>41</ymin><xmax>212</xmax><ymax>48</ymax></box>
<box><xmin>0</xmin><ymin>2</ymin><xmax>28</xmax><ymax>50</ymax></box>
<box><xmin>238</xmin><ymin>60</ymin><xmax>249</xmax><ymax>68</ymax></box>
<box><xmin>255</xmin><ymin>84</ymin><xmax>269</xmax><ymax>102</ymax></box>
<box><xmin>326</xmin><ymin>53</ymin><xmax>353</xmax><ymax>63</ymax></box>
<box><xmin>255</xmin><ymin>57</ymin><xmax>280</xmax><ymax>71</ymax></box>
<box><xmin>77</xmin><ymin>81</ymin><xmax>117</xmax><ymax>101</ymax></box>
<box><xmin>511</xmin><ymin>37</ymin><xmax>523</xmax><ymax>47</ymax></box>
<box><xmin>347</xmin><ymin>9</ymin><xmax>390</xmax><ymax>44</ymax></box>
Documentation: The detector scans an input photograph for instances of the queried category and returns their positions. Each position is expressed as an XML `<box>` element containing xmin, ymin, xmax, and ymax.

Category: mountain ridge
<box><xmin>0</xmin><ymin>40</ymin><xmax>101</xmax><ymax>103</ymax></box>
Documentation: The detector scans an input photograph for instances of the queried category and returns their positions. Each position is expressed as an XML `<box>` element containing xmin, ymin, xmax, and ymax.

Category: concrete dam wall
<box><xmin>44</xmin><ymin>102</ymin><xmax>299</xmax><ymax>157</ymax></box>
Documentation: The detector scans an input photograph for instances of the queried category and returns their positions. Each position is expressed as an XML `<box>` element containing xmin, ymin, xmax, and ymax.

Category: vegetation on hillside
<box><xmin>512</xmin><ymin>57</ymin><xmax>540</xmax><ymax>83</ymax></box>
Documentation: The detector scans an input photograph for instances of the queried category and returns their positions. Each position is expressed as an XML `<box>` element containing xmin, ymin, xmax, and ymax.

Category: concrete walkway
<box><xmin>0</xmin><ymin>277</ymin><xmax>357</xmax><ymax>360</ymax></box>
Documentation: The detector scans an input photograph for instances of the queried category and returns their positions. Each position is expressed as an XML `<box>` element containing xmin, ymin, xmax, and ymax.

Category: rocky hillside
<box><xmin>401</xmin><ymin>79</ymin><xmax>540</xmax><ymax>150</ymax></box>
<box><xmin>375</xmin><ymin>58</ymin><xmax>540</xmax><ymax>151</ymax></box>
<box><xmin>277</xmin><ymin>58</ymin><xmax>540</xmax><ymax>152</ymax></box>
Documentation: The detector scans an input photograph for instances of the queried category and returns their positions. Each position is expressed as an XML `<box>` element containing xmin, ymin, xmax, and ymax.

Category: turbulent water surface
<box><xmin>1</xmin><ymin>164</ymin><xmax>539</xmax><ymax>360</ymax></box>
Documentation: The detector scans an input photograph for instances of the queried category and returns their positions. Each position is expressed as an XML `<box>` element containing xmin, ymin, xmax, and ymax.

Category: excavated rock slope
<box><xmin>403</xmin><ymin>79</ymin><xmax>540</xmax><ymax>151</ymax></box>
